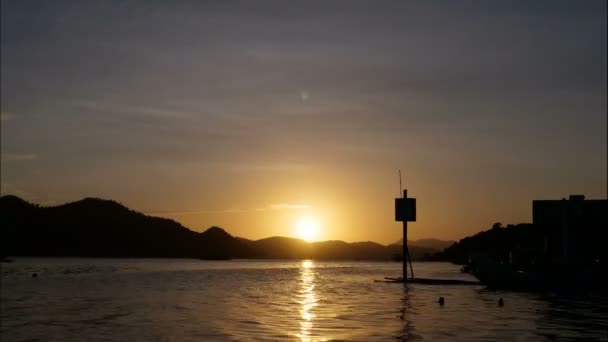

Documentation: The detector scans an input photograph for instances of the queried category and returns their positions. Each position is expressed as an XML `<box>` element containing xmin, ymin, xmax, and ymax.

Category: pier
<box><xmin>376</xmin><ymin>277</ymin><xmax>481</xmax><ymax>285</ymax></box>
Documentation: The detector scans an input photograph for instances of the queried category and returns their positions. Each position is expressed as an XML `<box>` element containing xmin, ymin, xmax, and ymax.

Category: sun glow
<box><xmin>294</xmin><ymin>216</ymin><xmax>321</xmax><ymax>242</ymax></box>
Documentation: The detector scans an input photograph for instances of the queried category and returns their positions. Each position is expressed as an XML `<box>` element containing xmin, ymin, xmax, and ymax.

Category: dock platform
<box><xmin>376</xmin><ymin>277</ymin><xmax>481</xmax><ymax>285</ymax></box>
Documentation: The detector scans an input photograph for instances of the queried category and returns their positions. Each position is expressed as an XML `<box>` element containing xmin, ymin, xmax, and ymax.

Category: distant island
<box><xmin>0</xmin><ymin>195</ymin><xmax>451</xmax><ymax>261</ymax></box>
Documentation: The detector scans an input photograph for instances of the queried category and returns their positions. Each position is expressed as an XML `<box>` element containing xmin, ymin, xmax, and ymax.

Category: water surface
<box><xmin>2</xmin><ymin>259</ymin><xmax>606</xmax><ymax>341</ymax></box>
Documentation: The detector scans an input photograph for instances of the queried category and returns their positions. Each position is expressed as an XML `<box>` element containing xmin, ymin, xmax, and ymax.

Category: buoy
<box><xmin>438</xmin><ymin>297</ymin><xmax>445</xmax><ymax>305</ymax></box>
<box><xmin>498</xmin><ymin>298</ymin><xmax>504</xmax><ymax>307</ymax></box>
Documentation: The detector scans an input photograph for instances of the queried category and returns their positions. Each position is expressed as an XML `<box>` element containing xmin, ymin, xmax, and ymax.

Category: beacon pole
<box><xmin>403</xmin><ymin>189</ymin><xmax>408</xmax><ymax>283</ymax></box>
<box><xmin>396</xmin><ymin>169</ymin><xmax>416</xmax><ymax>283</ymax></box>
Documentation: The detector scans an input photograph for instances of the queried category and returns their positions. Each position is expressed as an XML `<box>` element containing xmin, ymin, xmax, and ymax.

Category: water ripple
<box><xmin>2</xmin><ymin>259</ymin><xmax>607</xmax><ymax>341</ymax></box>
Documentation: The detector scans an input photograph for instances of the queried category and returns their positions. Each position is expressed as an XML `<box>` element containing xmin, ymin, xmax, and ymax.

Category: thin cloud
<box><xmin>0</xmin><ymin>112</ymin><xmax>15</xmax><ymax>122</ymax></box>
<box><xmin>145</xmin><ymin>203</ymin><xmax>311</xmax><ymax>216</ymax></box>
<box><xmin>71</xmin><ymin>100</ymin><xmax>187</xmax><ymax>119</ymax></box>
<box><xmin>1</xmin><ymin>153</ymin><xmax>37</xmax><ymax>161</ymax></box>
<box><xmin>0</xmin><ymin>182</ymin><xmax>29</xmax><ymax>197</ymax></box>
<box><xmin>145</xmin><ymin>208</ymin><xmax>257</xmax><ymax>216</ymax></box>
<box><xmin>268</xmin><ymin>203</ymin><xmax>312</xmax><ymax>210</ymax></box>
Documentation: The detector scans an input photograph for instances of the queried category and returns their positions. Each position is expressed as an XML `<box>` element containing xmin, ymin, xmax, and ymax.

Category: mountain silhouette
<box><xmin>392</xmin><ymin>238</ymin><xmax>455</xmax><ymax>251</ymax></box>
<box><xmin>1</xmin><ymin>195</ymin><xmax>443</xmax><ymax>260</ymax></box>
<box><xmin>429</xmin><ymin>223</ymin><xmax>539</xmax><ymax>264</ymax></box>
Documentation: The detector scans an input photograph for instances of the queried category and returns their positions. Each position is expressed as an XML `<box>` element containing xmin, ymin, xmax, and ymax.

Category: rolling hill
<box><xmin>1</xmin><ymin>195</ymin><xmax>444</xmax><ymax>261</ymax></box>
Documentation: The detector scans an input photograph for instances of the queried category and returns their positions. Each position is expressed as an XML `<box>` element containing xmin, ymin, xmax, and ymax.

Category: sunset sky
<box><xmin>1</xmin><ymin>1</ymin><xmax>606</xmax><ymax>244</ymax></box>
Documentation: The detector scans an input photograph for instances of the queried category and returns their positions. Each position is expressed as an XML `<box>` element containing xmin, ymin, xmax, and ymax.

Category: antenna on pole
<box><xmin>398</xmin><ymin>169</ymin><xmax>403</xmax><ymax>198</ymax></box>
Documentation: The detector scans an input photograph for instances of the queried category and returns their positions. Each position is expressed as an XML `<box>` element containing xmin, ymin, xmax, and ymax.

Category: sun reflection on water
<box><xmin>296</xmin><ymin>260</ymin><xmax>325</xmax><ymax>342</ymax></box>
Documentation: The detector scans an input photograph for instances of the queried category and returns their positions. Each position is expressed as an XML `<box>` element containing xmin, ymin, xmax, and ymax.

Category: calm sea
<box><xmin>1</xmin><ymin>259</ymin><xmax>607</xmax><ymax>341</ymax></box>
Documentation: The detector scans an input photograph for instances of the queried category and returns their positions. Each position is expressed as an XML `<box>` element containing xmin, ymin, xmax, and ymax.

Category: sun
<box><xmin>294</xmin><ymin>216</ymin><xmax>321</xmax><ymax>242</ymax></box>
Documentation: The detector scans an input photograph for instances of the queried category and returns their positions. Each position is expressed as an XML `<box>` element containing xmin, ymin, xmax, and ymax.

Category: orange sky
<box><xmin>135</xmin><ymin>161</ymin><xmax>604</xmax><ymax>243</ymax></box>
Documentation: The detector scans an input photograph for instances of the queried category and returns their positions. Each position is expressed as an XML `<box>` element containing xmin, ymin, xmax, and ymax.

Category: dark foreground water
<box><xmin>1</xmin><ymin>259</ymin><xmax>607</xmax><ymax>341</ymax></box>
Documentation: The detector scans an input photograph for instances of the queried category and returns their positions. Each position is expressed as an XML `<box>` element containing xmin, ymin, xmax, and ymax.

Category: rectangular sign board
<box><xmin>395</xmin><ymin>198</ymin><xmax>416</xmax><ymax>222</ymax></box>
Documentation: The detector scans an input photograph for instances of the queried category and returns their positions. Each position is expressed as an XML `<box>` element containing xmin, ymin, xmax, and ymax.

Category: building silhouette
<box><xmin>533</xmin><ymin>195</ymin><xmax>607</xmax><ymax>265</ymax></box>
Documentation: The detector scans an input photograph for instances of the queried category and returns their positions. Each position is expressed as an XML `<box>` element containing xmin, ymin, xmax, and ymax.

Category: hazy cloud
<box><xmin>268</xmin><ymin>203</ymin><xmax>312</xmax><ymax>210</ymax></box>
<box><xmin>1</xmin><ymin>153</ymin><xmax>37</xmax><ymax>161</ymax></box>
<box><xmin>0</xmin><ymin>112</ymin><xmax>15</xmax><ymax>122</ymax></box>
<box><xmin>146</xmin><ymin>203</ymin><xmax>311</xmax><ymax>216</ymax></box>
<box><xmin>0</xmin><ymin>182</ymin><xmax>28</xmax><ymax>197</ymax></box>
<box><xmin>71</xmin><ymin>101</ymin><xmax>189</xmax><ymax>119</ymax></box>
